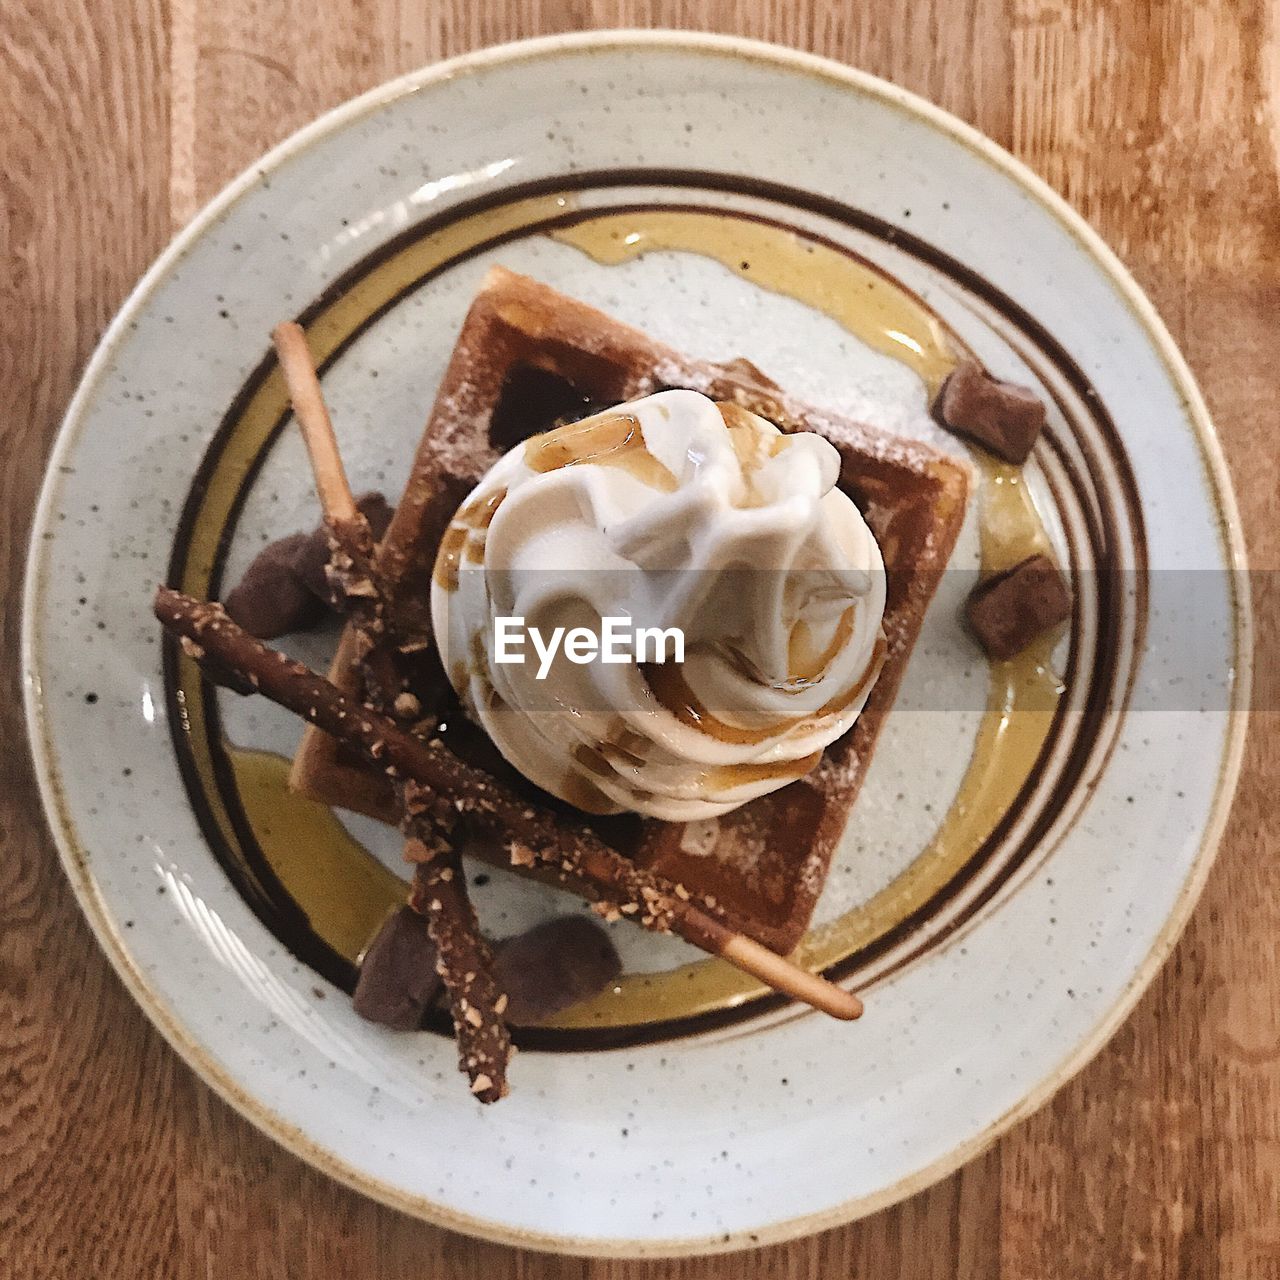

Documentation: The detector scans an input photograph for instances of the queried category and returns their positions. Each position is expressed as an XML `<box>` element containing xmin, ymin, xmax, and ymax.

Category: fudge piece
<box><xmin>966</xmin><ymin>553</ymin><xmax>1072</xmax><ymax>659</ymax></box>
<box><xmin>936</xmin><ymin>359</ymin><xmax>1046</xmax><ymax>464</ymax></box>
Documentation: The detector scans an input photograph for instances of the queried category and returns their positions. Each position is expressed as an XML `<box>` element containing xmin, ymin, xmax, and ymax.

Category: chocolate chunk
<box><xmin>222</xmin><ymin>495</ymin><xmax>392</xmax><ymax>637</ymax></box>
<box><xmin>293</xmin><ymin>491</ymin><xmax>395</xmax><ymax>603</ymax></box>
<box><xmin>935</xmin><ymin>360</ymin><xmax>1047</xmax><ymax>464</ymax></box>
<box><xmin>222</xmin><ymin>533</ymin><xmax>325</xmax><ymax>638</ymax></box>
<box><xmin>493</xmin><ymin>916</ymin><xmax>622</xmax><ymax>1026</ymax></box>
<box><xmin>352</xmin><ymin>905</ymin><xmax>442</xmax><ymax>1030</ymax></box>
<box><xmin>966</xmin><ymin>554</ymin><xmax>1072</xmax><ymax>660</ymax></box>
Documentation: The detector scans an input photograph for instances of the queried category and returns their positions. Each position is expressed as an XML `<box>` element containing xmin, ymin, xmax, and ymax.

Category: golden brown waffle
<box><xmin>291</xmin><ymin>266</ymin><xmax>969</xmax><ymax>954</ymax></box>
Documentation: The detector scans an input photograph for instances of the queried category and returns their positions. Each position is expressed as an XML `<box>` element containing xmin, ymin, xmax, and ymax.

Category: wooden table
<box><xmin>3</xmin><ymin>2</ymin><xmax>1277</xmax><ymax>1275</ymax></box>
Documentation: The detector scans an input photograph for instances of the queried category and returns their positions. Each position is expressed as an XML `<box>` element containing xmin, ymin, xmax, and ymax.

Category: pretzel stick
<box><xmin>155</xmin><ymin>588</ymin><xmax>863</xmax><ymax>1021</ymax></box>
<box><xmin>271</xmin><ymin>323</ymin><xmax>358</xmax><ymax>525</ymax></box>
<box><xmin>395</xmin><ymin>786</ymin><xmax>509</xmax><ymax>1099</ymax></box>
<box><xmin>272</xmin><ymin>320</ymin><xmax>417</xmax><ymax>708</ymax></box>
<box><xmin>270</xmin><ymin>324</ymin><xmax>510</xmax><ymax>1097</ymax></box>
<box><xmin>405</xmin><ymin>845</ymin><xmax>510</xmax><ymax>1097</ymax></box>
<box><xmin>271</xmin><ymin>322</ymin><xmax>406</xmax><ymax>707</ymax></box>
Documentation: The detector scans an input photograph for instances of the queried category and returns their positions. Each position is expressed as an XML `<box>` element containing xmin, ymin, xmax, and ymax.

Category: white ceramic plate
<box><xmin>24</xmin><ymin>32</ymin><xmax>1249</xmax><ymax>1256</ymax></box>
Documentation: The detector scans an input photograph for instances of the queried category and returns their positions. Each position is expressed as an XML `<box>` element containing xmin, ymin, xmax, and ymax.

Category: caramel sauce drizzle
<box><xmin>562</xmin><ymin>745</ymin><xmax>622</xmax><ymax>813</ymax></box>
<box><xmin>574</xmin><ymin>737</ymin><xmax>821</xmax><ymax>800</ymax></box>
<box><xmin>433</xmin><ymin>486</ymin><xmax>506</xmax><ymax>591</ymax></box>
<box><xmin>523</xmin><ymin>411</ymin><xmax>677</xmax><ymax>491</ymax></box>
<box><xmin>717</xmin><ymin>400</ymin><xmax>789</xmax><ymax>492</ymax></box>
<box><xmin>552</xmin><ymin>211</ymin><xmax>956</xmax><ymax>396</ymax></box>
<box><xmin>787</xmin><ymin>608</ymin><xmax>857</xmax><ymax>685</ymax></box>
<box><xmin>701</xmin><ymin>750</ymin><xmax>824</xmax><ymax>792</ymax></box>
<box><xmin>975</xmin><ymin>457</ymin><xmax>1054</xmax><ymax>576</ymax></box>
<box><xmin>642</xmin><ymin>634</ymin><xmax>886</xmax><ymax>747</ymax></box>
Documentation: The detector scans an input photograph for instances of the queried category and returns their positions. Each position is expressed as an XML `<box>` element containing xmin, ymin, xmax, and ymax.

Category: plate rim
<box><xmin>21</xmin><ymin>28</ymin><xmax>1253</xmax><ymax>1258</ymax></box>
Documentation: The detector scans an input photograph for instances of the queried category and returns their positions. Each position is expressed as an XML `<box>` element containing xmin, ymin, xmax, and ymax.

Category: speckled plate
<box><xmin>23</xmin><ymin>32</ymin><xmax>1249</xmax><ymax>1257</ymax></box>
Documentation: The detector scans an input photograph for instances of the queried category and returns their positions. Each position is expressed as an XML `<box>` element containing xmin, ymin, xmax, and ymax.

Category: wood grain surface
<box><xmin>2</xmin><ymin>2</ymin><xmax>1278</xmax><ymax>1276</ymax></box>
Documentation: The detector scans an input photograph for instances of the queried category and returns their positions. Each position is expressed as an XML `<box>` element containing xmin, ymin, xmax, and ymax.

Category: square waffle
<box><xmin>291</xmin><ymin>266</ymin><xmax>969</xmax><ymax>954</ymax></box>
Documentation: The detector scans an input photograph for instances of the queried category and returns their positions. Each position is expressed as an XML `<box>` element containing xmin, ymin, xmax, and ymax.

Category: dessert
<box><xmin>432</xmin><ymin>388</ymin><xmax>887</xmax><ymax>822</ymax></box>
<box><xmin>157</xmin><ymin>268</ymin><xmax>1075</xmax><ymax>1103</ymax></box>
<box><xmin>292</xmin><ymin>267</ymin><xmax>971</xmax><ymax>955</ymax></box>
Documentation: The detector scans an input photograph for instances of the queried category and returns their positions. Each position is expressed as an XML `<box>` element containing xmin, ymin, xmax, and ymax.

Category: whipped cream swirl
<box><xmin>430</xmin><ymin>389</ymin><xmax>885</xmax><ymax>821</ymax></box>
